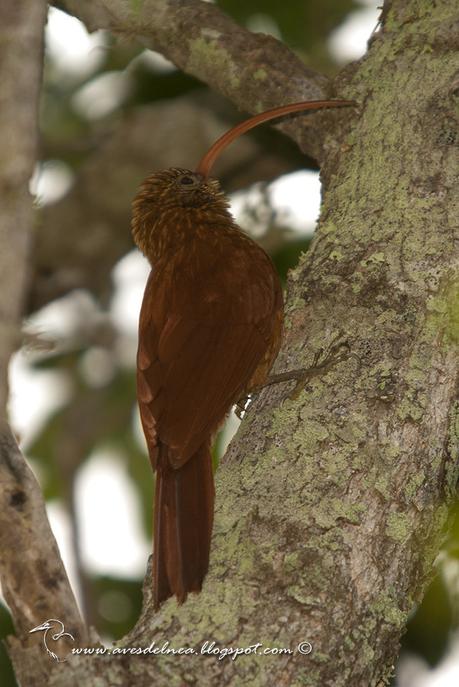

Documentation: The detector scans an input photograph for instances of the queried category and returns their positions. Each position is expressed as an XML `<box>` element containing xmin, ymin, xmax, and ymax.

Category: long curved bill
<box><xmin>195</xmin><ymin>99</ymin><xmax>356</xmax><ymax>178</ymax></box>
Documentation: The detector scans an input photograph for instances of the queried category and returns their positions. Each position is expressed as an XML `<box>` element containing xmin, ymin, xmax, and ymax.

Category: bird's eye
<box><xmin>176</xmin><ymin>173</ymin><xmax>201</xmax><ymax>189</ymax></box>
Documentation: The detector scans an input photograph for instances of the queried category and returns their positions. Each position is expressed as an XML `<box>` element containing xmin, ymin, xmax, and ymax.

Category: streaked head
<box><xmin>133</xmin><ymin>168</ymin><xmax>224</xmax><ymax>212</ymax></box>
<box><xmin>131</xmin><ymin>167</ymin><xmax>230</xmax><ymax>258</ymax></box>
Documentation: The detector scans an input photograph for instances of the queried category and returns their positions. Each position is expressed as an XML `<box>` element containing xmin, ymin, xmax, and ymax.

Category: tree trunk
<box><xmin>3</xmin><ymin>1</ymin><xmax>458</xmax><ymax>686</ymax></box>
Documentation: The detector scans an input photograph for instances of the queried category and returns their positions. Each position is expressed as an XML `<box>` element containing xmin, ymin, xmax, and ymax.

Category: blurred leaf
<box><xmin>272</xmin><ymin>235</ymin><xmax>312</xmax><ymax>281</ymax></box>
<box><xmin>128</xmin><ymin>62</ymin><xmax>202</xmax><ymax>106</ymax></box>
<box><xmin>91</xmin><ymin>575</ymin><xmax>143</xmax><ymax>640</ymax></box>
<box><xmin>217</xmin><ymin>0</ymin><xmax>358</xmax><ymax>71</ymax></box>
<box><xmin>30</xmin><ymin>348</ymin><xmax>82</xmax><ymax>370</ymax></box>
<box><xmin>401</xmin><ymin>574</ymin><xmax>451</xmax><ymax>667</ymax></box>
<box><xmin>29</xmin><ymin>362</ymin><xmax>137</xmax><ymax>499</ymax></box>
<box><xmin>212</xmin><ymin>429</ymin><xmax>226</xmax><ymax>471</ymax></box>
<box><xmin>398</xmin><ymin>501</ymin><xmax>459</xmax><ymax>667</ymax></box>
<box><xmin>96</xmin><ymin>35</ymin><xmax>142</xmax><ymax>73</ymax></box>
<box><xmin>118</xmin><ymin>429</ymin><xmax>154</xmax><ymax>538</ymax></box>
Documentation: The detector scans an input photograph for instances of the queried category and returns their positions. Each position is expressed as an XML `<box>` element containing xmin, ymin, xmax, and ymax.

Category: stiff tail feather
<box><xmin>153</xmin><ymin>441</ymin><xmax>214</xmax><ymax>609</ymax></box>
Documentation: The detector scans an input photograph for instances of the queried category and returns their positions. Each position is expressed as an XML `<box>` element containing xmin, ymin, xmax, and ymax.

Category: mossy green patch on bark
<box><xmin>253</xmin><ymin>68</ymin><xmax>268</xmax><ymax>81</ymax></box>
<box><xmin>362</xmin><ymin>251</ymin><xmax>387</xmax><ymax>266</ymax></box>
<box><xmin>426</xmin><ymin>274</ymin><xmax>459</xmax><ymax>346</ymax></box>
<box><xmin>386</xmin><ymin>512</ymin><xmax>411</xmax><ymax>543</ymax></box>
<box><xmin>371</xmin><ymin>472</ymin><xmax>391</xmax><ymax>499</ymax></box>
<box><xmin>328</xmin><ymin>248</ymin><xmax>344</xmax><ymax>261</ymax></box>
<box><xmin>285</xmin><ymin>295</ymin><xmax>306</xmax><ymax>314</ymax></box>
<box><xmin>187</xmin><ymin>36</ymin><xmax>240</xmax><ymax>89</ymax></box>
<box><xmin>403</xmin><ymin>470</ymin><xmax>426</xmax><ymax>502</ymax></box>
<box><xmin>370</xmin><ymin>593</ymin><xmax>406</xmax><ymax>628</ymax></box>
<box><xmin>314</xmin><ymin>499</ymin><xmax>365</xmax><ymax>528</ymax></box>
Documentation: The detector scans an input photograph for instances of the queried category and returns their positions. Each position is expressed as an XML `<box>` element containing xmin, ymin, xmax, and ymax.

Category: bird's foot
<box><xmin>258</xmin><ymin>337</ymin><xmax>350</xmax><ymax>400</ymax></box>
<box><xmin>235</xmin><ymin>395</ymin><xmax>250</xmax><ymax>420</ymax></box>
<box><xmin>286</xmin><ymin>339</ymin><xmax>350</xmax><ymax>400</ymax></box>
<box><xmin>235</xmin><ymin>337</ymin><xmax>350</xmax><ymax>415</ymax></box>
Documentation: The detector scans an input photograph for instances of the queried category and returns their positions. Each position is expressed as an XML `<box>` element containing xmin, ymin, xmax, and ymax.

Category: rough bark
<box><xmin>4</xmin><ymin>1</ymin><xmax>459</xmax><ymax>686</ymax></box>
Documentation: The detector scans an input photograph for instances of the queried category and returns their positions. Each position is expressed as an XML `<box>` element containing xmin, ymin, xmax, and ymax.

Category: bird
<box><xmin>29</xmin><ymin>618</ymin><xmax>75</xmax><ymax>662</ymax></box>
<box><xmin>131</xmin><ymin>98</ymin><xmax>355</xmax><ymax>609</ymax></box>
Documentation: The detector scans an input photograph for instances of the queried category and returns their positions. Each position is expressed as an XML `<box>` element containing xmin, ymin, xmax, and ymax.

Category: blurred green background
<box><xmin>1</xmin><ymin>2</ymin><xmax>458</xmax><ymax>686</ymax></box>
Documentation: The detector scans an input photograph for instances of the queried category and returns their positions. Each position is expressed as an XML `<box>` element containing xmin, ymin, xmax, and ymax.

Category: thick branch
<box><xmin>0</xmin><ymin>1</ymin><xmax>47</xmax><ymax>412</ymax></box>
<box><xmin>0</xmin><ymin>425</ymin><xmax>88</xmax><ymax>684</ymax></box>
<box><xmin>56</xmin><ymin>0</ymin><xmax>343</xmax><ymax>161</ymax></box>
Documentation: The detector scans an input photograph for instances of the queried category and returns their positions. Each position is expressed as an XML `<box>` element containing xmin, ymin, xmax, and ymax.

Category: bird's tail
<box><xmin>153</xmin><ymin>442</ymin><xmax>214</xmax><ymax>609</ymax></box>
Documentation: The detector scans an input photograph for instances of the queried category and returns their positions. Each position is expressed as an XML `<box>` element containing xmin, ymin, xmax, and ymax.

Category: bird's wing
<box><xmin>137</xmin><ymin>243</ymin><xmax>281</xmax><ymax>469</ymax></box>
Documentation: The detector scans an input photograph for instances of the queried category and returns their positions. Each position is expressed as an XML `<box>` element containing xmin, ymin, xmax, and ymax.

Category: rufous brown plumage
<box><xmin>131</xmin><ymin>99</ymin><xmax>355</xmax><ymax>609</ymax></box>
